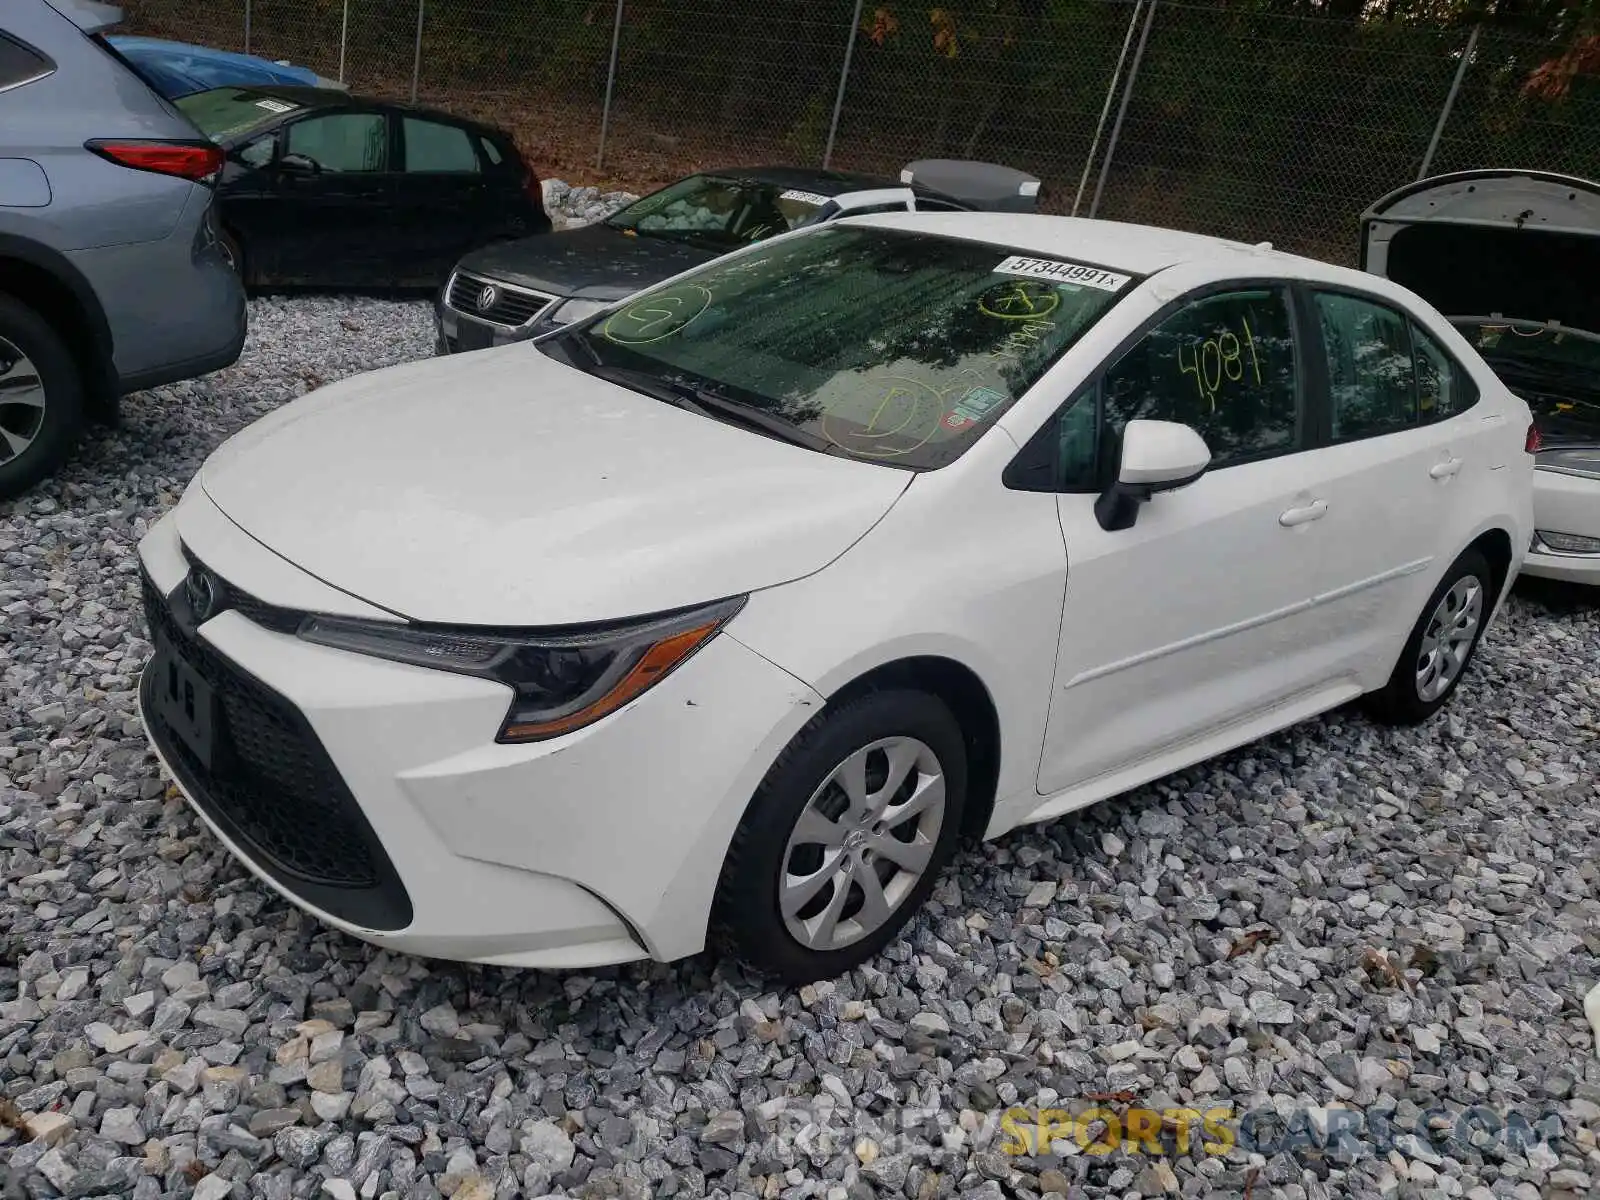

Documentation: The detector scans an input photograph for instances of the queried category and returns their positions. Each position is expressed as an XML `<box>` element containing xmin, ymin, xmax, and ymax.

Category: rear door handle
<box><xmin>1279</xmin><ymin>500</ymin><xmax>1328</xmax><ymax>527</ymax></box>
<box><xmin>1429</xmin><ymin>457</ymin><xmax>1463</xmax><ymax>479</ymax></box>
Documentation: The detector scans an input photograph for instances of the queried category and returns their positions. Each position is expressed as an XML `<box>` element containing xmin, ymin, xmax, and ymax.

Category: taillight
<box><xmin>86</xmin><ymin>140</ymin><xmax>225</xmax><ymax>182</ymax></box>
<box><xmin>1525</xmin><ymin>422</ymin><xmax>1543</xmax><ymax>454</ymax></box>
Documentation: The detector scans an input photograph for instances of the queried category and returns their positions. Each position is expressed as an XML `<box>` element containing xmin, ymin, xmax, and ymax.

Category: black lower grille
<box><xmin>140</xmin><ymin>569</ymin><xmax>412</xmax><ymax>931</ymax></box>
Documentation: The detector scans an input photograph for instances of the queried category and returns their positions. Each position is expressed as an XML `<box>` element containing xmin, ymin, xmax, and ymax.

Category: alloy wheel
<box><xmin>1415</xmin><ymin>575</ymin><xmax>1483</xmax><ymax>702</ymax></box>
<box><xmin>0</xmin><ymin>335</ymin><xmax>45</xmax><ymax>466</ymax></box>
<box><xmin>779</xmin><ymin>736</ymin><xmax>946</xmax><ymax>952</ymax></box>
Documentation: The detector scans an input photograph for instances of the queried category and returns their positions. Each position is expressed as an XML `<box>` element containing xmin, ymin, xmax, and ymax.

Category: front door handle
<box><xmin>1429</xmin><ymin>457</ymin><xmax>1463</xmax><ymax>479</ymax></box>
<box><xmin>1279</xmin><ymin>500</ymin><xmax>1328</xmax><ymax>527</ymax></box>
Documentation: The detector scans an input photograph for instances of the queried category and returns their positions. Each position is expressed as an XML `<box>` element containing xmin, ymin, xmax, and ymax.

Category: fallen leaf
<box><xmin>1226</xmin><ymin>926</ymin><xmax>1278</xmax><ymax>959</ymax></box>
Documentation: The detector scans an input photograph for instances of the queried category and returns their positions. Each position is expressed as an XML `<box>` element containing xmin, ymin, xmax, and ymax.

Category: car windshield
<box><xmin>176</xmin><ymin>87</ymin><xmax>301</xmax><ymax>141</ymax></box>
<box><xmin>542</xmin><ymin>224</ymin><xmax>1137</xmax><ymax>470</ymax></box>
<box><xmin>604</xmin><ymin>174</ymin><xmax>830</xmax><ymax>249</ymax></box>
<box><xmin>1452</xmin><ymin>317</ymin><xmax>1600</xmax><ymax>439</ymax></box>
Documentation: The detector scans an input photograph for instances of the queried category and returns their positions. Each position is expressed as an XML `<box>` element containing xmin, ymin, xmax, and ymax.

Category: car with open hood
<box><xmin>433</xmin><ymin>158</ymin><xmax>1041</xmax><ymax>354</ymax></box>
<box><xmin>139</xmin><ymin>210</ymin><xmax>1532</xmax><ymax>981</ymax></box>
<box><xmin>1363</xmin><ymin>169</ymin><xmax>1600</xmax><ymax>585</ymax></box>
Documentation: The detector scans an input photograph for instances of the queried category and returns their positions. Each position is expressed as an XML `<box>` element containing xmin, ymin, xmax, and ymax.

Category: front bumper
<box><xmin>1523</xmin><ymin>466</ymin><xmax>1600</xmax><ymax>586</ymax></box>
<box><xmin>135</xmin><ymin>497</ymin><xmax>824</xmax><ymax>967</ymax></box>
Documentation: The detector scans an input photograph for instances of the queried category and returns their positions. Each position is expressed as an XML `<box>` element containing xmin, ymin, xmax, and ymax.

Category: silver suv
<box><xmin>0</xmin><ymin>0</ymin><xmax>246</xmax><ymax>496</ymax></box>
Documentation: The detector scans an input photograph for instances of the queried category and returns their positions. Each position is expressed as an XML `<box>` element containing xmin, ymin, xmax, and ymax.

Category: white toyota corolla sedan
<box><xmin>137</xmin><ymin>212</ymin><xmax>1535</xmax><ymax>981</ymax></box>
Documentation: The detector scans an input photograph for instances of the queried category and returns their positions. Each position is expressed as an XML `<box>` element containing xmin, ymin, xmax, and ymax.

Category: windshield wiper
<box><xmin>580</xmin><ymin>361</ymin><xmax>841</xmax><ymax>454</ymax></box>
<box><xmin>555</xmin><ymin>333</ymin><xmax>851</xmax><ymax>456</ymax></box>
<box><xmin>667</xmin><ymin>384</ymin><xmax>846</xmax><ymax>455</ymax></box>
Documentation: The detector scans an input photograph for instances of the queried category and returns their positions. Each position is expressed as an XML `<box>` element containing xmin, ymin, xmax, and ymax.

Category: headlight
<box><xmin>297</xmin><ymin>595</ymin><xmax>746</xmax><ymax>742</ymax></box>
<box><xmin>546</xmin><ymin>296</ymin><xmax>615</xmax><ymax>327</ymax></box>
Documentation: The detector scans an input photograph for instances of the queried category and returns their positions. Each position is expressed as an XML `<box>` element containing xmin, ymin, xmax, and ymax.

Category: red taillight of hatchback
<box><xmin>1525</xmin><ymin>422</ymin><xmax>1543</xmax><ymax>454</ymax></box>
<box><xmin>85</xmin><ymin>140</ymin><xmax>225</xmax><ymax>182</ymax></box>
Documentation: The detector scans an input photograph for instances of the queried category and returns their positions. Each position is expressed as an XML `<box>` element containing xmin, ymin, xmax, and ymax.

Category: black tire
<box><xmin>710</xmin><ymin>688</ymin><xmax>968</xmax><ymax>983</ymax></box>
<box><xmin>0</xmin><ymin>294</ymin><xmax>85</xmax><ymax>499</ymax></box>
<box><xmin>1366</xmin><ymin>548</ymin><xmax>1494</xmax><ymax>726</ymax></box>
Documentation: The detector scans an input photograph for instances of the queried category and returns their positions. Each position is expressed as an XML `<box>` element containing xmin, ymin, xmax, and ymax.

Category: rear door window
<box><xmin>402</xmin><ymin>117</ymin><xmax>480</xmax><ymax>173</ymax></box>
<box><xmin>0</xmin><ymin>33</ymin><xmax>52</xmax><ymax>91</ymax></box>
<box><xmin>1313</xmin><ymin>292</ymin><xmax>1418</xmax><ymax>441</ymax></box>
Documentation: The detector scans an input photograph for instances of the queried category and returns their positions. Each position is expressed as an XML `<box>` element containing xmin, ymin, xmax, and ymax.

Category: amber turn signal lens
<box><xmin>499</xmin><ymin>620</ymin><xmax>721</xmax><ymax>741</ymax></box>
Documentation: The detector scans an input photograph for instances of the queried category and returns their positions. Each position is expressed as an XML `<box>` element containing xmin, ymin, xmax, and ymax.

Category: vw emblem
<box><xmin>477</xmin><ymin>284</ymin><xmax>499</xmax><ymax>311</ymax></box>
<box><xmin>184</xmin><ymin>567</ymin><xmax>222</xmax><ymax>623</ymax></box>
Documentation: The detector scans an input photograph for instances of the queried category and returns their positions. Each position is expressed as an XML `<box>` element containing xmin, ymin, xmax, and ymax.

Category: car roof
<box><xmin>701</xmin><ymin>165</ymin><xmax>897</xmax><ymax>193</ymax></box>
<box><xmin>697</xmin><ymin>164</ymin><xmax>968</xmax><ymax>206</ymax></box>
<box><xmin>201</xmin><ymin>84</ymin><xmax>500</xmax><ymax>132</ymax></box>
<box><xmin>840</xmin><ymin>210</ymin><xmax>1382</xmax><ymax>284</ymax></box>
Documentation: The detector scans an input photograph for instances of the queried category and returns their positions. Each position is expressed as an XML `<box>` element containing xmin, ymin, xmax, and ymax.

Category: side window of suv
<box><xmin>0</xmin><ymin>33</ymin><xmax>52</xmax><ymax>91</ymax></box>
<box><xmin>1313</xmin><ymin>291</ymin><xmax>1417</xmax><ymax>440</ymax></box>
<box><xmin>1050</xmin><ymin>287</ymin><xmax>1300</xmax><ymax>488</ymax></box>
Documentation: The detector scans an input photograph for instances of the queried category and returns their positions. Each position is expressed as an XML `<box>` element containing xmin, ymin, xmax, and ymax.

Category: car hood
<box><xmin>196</xmin><ymin>345</ymin><xmax>911</xmax><ymax>626</ymax></box>
<box><xmin>455</xmin><ymin>223</ymin><xmax>722</xmax><ymax>301</ymax></box>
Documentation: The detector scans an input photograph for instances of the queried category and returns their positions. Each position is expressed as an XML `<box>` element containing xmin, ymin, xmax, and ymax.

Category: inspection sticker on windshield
<box><xmin>254</xmin><ymin>98</ymin><xmax>296</xmax><ymax>113</ymax></box>
<box><xmin>992</xmin><ymin>255</ymin><xmax>1130</xmax><ymax>292</ymax></box>
<box><xmin>781</xmin><ymin>189</ymin><xmax>830</xmax><ymax>207</ymax></box>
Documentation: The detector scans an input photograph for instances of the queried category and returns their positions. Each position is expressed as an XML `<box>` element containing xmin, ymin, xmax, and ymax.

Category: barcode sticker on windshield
<box><xmin>781</xmin><ymin>189</ymin><xmax>830</xmax><ymax>207</ymax></box>
<box><xmin>255</xmin><ymin>99</ymin><xmax>296</xmax><ymax>113</ymax></box>
<box><xmin>993</xmin><ymin>255</ymin><xmax>1131</xmax><ymax>292</ymax></box>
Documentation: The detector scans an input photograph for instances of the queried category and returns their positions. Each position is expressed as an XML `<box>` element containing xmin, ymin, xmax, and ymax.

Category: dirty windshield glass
<box><xmin>604</xmin><ymin>175</ymin><xmax>828</xmax><ymax>249</ymax></box>
<box><xmin>546</xmin><ymin>224</ymin><xmax>1137</xmax><ymax>470</ymax></box>
<box><xmin>177</xmin><ymin>88</ymin><xmax>299</xmax><ymax>142</ymax></box>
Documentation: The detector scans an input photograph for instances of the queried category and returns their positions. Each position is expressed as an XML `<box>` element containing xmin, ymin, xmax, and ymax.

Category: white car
<box><xmin>1363</xmin><ymin>169</ymin><xmax>1600</xmax><ymax>586</ymax></box>
<box><xmin>136</xmin><ymin>212</ymin><xmax>1535</xmax><ymax>981</ymax></box>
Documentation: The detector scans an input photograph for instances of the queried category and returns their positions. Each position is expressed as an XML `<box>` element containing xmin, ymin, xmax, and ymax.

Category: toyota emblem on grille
<box><xmin>477</xmin><ymin>284</ymin><xmax>498</xmax><ymax>311</ymax></box>
<box><xmin>184</xmin><ymin>567</ymin><xmax>222</xmax><ymax>623</ymax></box>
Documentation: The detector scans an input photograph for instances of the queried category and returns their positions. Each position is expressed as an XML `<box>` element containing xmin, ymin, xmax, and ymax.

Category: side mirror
<box><xmin>1094</xmin><ymin>419</ymin><xmax>1211</xmax><ymax>532</ymax></box>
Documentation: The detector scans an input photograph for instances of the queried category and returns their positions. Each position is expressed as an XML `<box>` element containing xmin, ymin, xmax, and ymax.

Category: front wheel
<box><xmin>1367</xmin><ymin>548</ymin><xmax>1493</xmax><ymax>726</ymax></box>
<box><xmin>711</xmin><ymin>689</ymin><xmax>968</xmax><ymax>982</ymax></box>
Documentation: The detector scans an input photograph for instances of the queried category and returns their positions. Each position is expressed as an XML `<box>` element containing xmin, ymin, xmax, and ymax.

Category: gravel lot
<box><xmin>2</xmin><ymin>291</ymin><xmax>1599</xmax><ymax>1200</ymax></box>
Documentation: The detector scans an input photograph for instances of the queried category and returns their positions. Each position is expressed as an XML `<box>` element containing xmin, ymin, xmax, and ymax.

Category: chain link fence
<box><xmin>121</xmin><ymin>0</ymin><xmax>1600</xmax><ymax>264</ymax></box>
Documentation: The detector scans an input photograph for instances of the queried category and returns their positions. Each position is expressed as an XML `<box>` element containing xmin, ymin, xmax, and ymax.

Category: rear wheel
<box><xmin>218</xmin><ymin>228</ymin><xmax>246</xmax><ymax>283</ymax></box>
<box><xmin>711</xmin><ymin>689</ymin><xmax>967</xmax><ymax>982</ymax></box>
<box><xmin>0</xmin><ymin>295</ymin><xmax>85</xmax><ymax>499</ymax></box>
<box><xmin>1367</xmin><ymin>548</ymin><xmax>1492</xmax><ymax>725</ymax></box>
